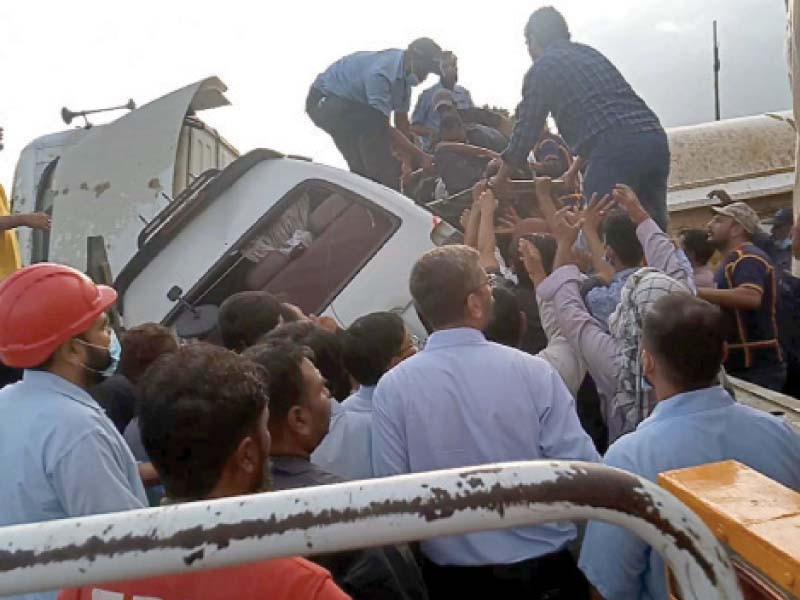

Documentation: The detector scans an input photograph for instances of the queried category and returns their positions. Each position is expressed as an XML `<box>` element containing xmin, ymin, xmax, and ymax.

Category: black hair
<box><xmin>439</xmin><ymin>113</ymin><xmax>464</xmax><ymax>131</ymax></box>
<box><xmin>680</xmin><ymin>229</ymin><xmax>715</xmax><ymax>266</ymax></box>
<box><xmin>119</xmin><ymin>323</ymin><xmax>178</xmax><ymax>383</ymax></box>
<box><xmin>484</xmin><ymin>286</ymin><xmax>523</xmax><ymax>348</ymax></box>
<box><xmin>139</xmin><ymin>343</ymin><xmax>269</xmax><ymax>501</ymax></box>
<box><xmin>265</xmin><ymin>321</ymin><xmax>351</xmax><ymax>401</ymax></box>
<box><xmin>525</xmin><ymin>6</ymin><xmax>571</xmax><ymax>48</ymax></box>
<box><xmin>341</xmin><ymin>312</ymin><xmax>406</xmax><ymax>386</ymax></box>
<box><xmin>602</xmin><ymin>210</ymin><xmax>644</xmax><ymax>268</ymax></box>
<box><xmin>218</xmin><ymin>291</ymin><xmax>282</xmax><ymax>352</ymax></box>
<box><xmin>243</xmin><ymin>341</ymin><xmax>311</xmax><ymax>423</ymax></box>
<box><xmin>643</xmin><ymin>294</ymin><xmax>725</xmax><ymax>390</ymax></box>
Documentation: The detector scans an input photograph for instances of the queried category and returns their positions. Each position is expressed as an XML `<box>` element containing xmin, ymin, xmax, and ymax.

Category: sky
<box><xmin>0</xmin><ymin>0</ymin><xmax>792</xmax><ymax>190</ymax></box>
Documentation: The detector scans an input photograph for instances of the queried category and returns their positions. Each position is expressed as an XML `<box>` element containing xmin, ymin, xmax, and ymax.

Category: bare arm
<box><xmin>697</xmin><ymin>285</ymin><xmax>762</xmax><ymax>311</ymax></box>
<box><xmin>137</xmin><ymin>462</ymin><xmax>161</xmax><ymax>487</ymax></box>
<box><xmin>477</xmin><ymin>188</ymin><xmax>500</xmax><ymax>271</ymax></box>
<box><xmin>462</xmin><ymin>185</ymin><xmax>483</xmax><ymax>249</ymax></box>
<box><xmin>389</xmin><ymin>126</ymin><xmax>433</xmax><ymax>170</ymax></box>
<box><xmin>436</xmin><ymin>142</ymin><xmax>501</xmax><ymax>161</ymax></box>
<box><xmin>0</xmin><ymin>213</ymin><xmax>51</xmax><ymax>231</ymax></box>
<box><xmin>581</xmin><ymin>194</ymin><xmax>616</xmax><ymax>283</ymax></box>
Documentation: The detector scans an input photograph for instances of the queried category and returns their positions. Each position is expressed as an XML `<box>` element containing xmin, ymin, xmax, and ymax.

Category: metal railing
<box><xmin>0</xmin><ymin>461</ymin><xmax>743</xmax><ymax>599</ymax></box>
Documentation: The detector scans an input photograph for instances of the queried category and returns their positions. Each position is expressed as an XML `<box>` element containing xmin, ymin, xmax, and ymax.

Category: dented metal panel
<box><xmin>0</xmin><ymin>461</ymin><xmax>742</xmax><ymax>599</ymax></box>
<box><xmin>45</xmin><ymin>77</ymin><xmax>230</xmax><ymax>276</ymax></box>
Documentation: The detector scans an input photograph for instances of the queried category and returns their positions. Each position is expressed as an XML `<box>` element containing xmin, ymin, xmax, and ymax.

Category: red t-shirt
<box><xmin>58</xmin><ymin>557</ymin><xmax>350</xmax><ymax>600</ymax></box>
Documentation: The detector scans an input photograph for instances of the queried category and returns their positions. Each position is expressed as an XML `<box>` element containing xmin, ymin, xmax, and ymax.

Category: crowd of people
<box><xmin>1</xmin><ymin>5</ymin><xmax>800</xmax><ymax>600</ymax></box>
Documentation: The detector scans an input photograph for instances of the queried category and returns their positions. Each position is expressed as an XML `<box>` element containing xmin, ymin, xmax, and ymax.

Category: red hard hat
<box><xmin>0</xmin><ymin>263</ymin><xmax>117</xmax><ymax>368</ymax></box>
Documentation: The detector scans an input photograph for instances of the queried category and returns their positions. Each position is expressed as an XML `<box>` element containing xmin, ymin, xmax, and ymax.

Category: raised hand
<box><xmin>611</xmin><ymin>184</ymin><xmax>649</xmax><ymax>225</ymax></box>
<box><xmin>552</xmin><ymin>206</ymin><xmax>583</xmax><ymax>248</ymax></box>
<box><xmin>518</xmin><ymin>237</ymin><xmax>546</xmax><ymax>285</ymax></box>
<box><xmin>581</xmin><ymin>193</ymin><xmax>615</xmax><ymax>234</ymax></box>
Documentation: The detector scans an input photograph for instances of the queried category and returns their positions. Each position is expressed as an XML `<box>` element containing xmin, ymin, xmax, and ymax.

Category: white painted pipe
<box><xmin>0</xmin><ymin>461</ymin><xmax>742</xmax><ymax>599</ymax></box>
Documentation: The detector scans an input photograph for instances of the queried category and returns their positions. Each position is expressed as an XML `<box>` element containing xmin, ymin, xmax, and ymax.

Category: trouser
<box><xmin>306</xmin><ymin>86</ymin><xmax>401</xmax><ymax>190</ymax></box>
<box><xmin>421</xmin><ymin>549</ymin><xmax>589</xmax><ymax>599</ymax></box>
<box><xmin>728</xmin><ymin>362</ymin><xmax>787</xmax><ymax>393</ymax></box>
<box><xmin>583</xmin><ymin>128</ymin><xmax>670</xmax><ymax>231</ymax></box>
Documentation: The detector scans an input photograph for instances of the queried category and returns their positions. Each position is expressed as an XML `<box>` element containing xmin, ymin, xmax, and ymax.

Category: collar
<box><xmin>22</xmin><ymin>370</ymin><xmax>102</xmax><ymax>413</ymax></box>
<box><xmin>424</xmin><ymin>327</ymin><xmax>487</xmax><ymax>351</ymax></box>
<box><xmin>348</xmin><ymin>385</ymin><xmax>375</xmax><ymax>411</ymax></box>
<box><xmin>613</xmin><ymin>267</ymin><xmax>638</xmax><ymax>283</ymax></box>
<box><xmin>638</xmin><ymin>386</ymin><xmax>734</xmax><ymax>430</ymax></box>
<box><xmin>270</xmin><ymin>455</ymin><xmax>312</xmax><ymax>475</ymax></box>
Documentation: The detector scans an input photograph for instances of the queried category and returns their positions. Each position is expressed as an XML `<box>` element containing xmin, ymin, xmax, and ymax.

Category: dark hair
<box><xmin>341</xmin><ymin>312</ymin><xmax>405</xmax><ymax>386</ymax></box>
<box><xmin>525</xmin><ymin>6</ymin><xmax>571</xmax><ymax>48</ymax></box>
<box><xmin>243</xmin><ymin>341</ymin><xmax>310</xmax><ymax>423</ymax></box>
<box><xmin>484</xmin><ymin>287</ymin><xmax>523</xmax><ymax>348</ymax></box>
<box><xmin>265</xmin><ymin>321</ymin><xmax>351</xmax><ymax>401</ymax></box>
<box><xmin>410</xmin><ymin>245</ymin><xmax>485</xmax><ymax>329</ymax></box>
<box><xmin>118</xmin><ymin>323</ymin><xmax>178</xmax><ymax>382</ymax></box>
<box><xmin>643</xmin><ymin>295</ymin><xmax>725</xmax><ymax>390</ymax></box>
<box><xmin>680</xmin><ymin>229</ymin><xmax>715</xmax><ymax>266</ymax></box>
<box><xmin>407</xmin><ymin>37</ymin><xmax>443</xmax><ymax>71</ymax></box>
<box><xmin>139</xmin><ymin>343</ymin><xmax>269</xmax><ymax>500</ymax></box>
<box><xmin>439</xmin><ymin>113</ymin><xmax>464</xmax><ymax>132</ymax></box>
<box><xmin>218</xmin><ymin>291</ymin><xmax>282</xmax><ymax>352</ymax></box>
<box><xmin>602</xmin><ymin>210</ymin><xmax>644</xmax><ymax>268</ymax></box>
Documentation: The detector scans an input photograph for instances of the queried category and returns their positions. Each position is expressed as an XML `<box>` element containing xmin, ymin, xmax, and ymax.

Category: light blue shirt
<box><xmin>0</xmin><ymin>371</ymin><xmax>147</xmax><ymax>600</ymax></box>
<box><xmin>313</xmin><ymin>49</ymin><xmax>416</xmax><ymax>117</ymax></box>
<box><xmin>411</xmin><ymin>81</ymin><xmax>474</xmax><ymax>150</ymax></box>
<box><xmin>371</xmin><ymin>327</ymin><xmax>600</xmax><ymax>566</ymax></box>
<box><xmin>585</xmin><ymin>267</ymin><xmax>637</xmax><ymax>330</ymax></box>
<box><xmin>579</xmin><ymin>385</ymin><xmax>800</xmax><ymax>600</ymax></box>
<box><xmin>311</xmin><ymin>388</ymin><xmax>374</xmax><ymax>480</ymax></box>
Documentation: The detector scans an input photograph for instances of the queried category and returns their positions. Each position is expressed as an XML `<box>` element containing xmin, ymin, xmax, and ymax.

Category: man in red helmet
<box><xmin>0</xmin><ymin>263</ymin><xmax>147</xmax><ymax>598</ymax></box>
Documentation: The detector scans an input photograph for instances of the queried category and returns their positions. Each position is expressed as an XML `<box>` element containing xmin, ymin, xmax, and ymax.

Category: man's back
<box><xmin>58</xmin><ymin>557</ymin><xmax>349</xmax><ymax>600</ymax></box>
<box><xmin>532</xmin><ymin>40</ymin><xmax>661</xmax><ymax>154</ymax></box>
<box><xmin>579</xmin><ymin>386</ymin><xmax>800</xmax><ymax>600</ymax></box>
<box><xmin>372</xmin><ymin>328</ymin><xmax>599</xmax><ymax>565</ymax></box>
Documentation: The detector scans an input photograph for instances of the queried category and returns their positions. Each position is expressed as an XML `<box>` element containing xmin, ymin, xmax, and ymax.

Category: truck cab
<box><xmin>10</xmin><ymin>77</ymin><xmax>454</xmax><ymax>339</ymax></box>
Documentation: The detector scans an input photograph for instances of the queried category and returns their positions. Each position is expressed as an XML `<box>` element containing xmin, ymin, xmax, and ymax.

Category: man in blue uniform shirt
<box><xmin>372</xmin><ymin>244</ymin><xmax>599</xmax><ymax>599</ymax></box>
<box><xmin>411</xmin><ymin>50</ymin><xmax>474</xmax><ymax>151</ymax></box>
<box><xmin>0</xmin><ymin>264</ymin><xmax>147</xmax><ymax>600</ymax></box>
<box><xmin>307</xmin><ymin>38</ymin><xmax>443</xmax><ymax>190</ymax></box>
<box><xmin>579</xmin><ymin>293</ymin><xmax>800</xmax><ymax>600</ymax></box>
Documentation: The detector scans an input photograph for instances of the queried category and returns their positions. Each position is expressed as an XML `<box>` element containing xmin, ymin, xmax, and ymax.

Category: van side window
<box><xmin>237</xmin><ymin>183</ymin><xmax>399</xmax><ymax>315</ymax></box>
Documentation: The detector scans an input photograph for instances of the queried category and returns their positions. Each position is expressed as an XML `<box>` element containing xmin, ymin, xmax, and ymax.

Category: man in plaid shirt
<box><xmin>492</xmin><ymin>7</ymin><xmax>670</xmax><ymax>230</ymax></box>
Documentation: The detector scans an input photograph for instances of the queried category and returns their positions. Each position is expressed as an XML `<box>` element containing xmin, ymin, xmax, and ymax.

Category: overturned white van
<box><xmin>10</xmin><ymin>77</ymin><xmax>454</xmax><ymax>338</ymax></box>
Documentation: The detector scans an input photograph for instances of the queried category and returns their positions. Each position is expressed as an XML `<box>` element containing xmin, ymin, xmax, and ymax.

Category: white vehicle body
<box><xmin>10</xmin><ymin>77</ymin><xmax>452</xmax><ymax>338</ymax></box>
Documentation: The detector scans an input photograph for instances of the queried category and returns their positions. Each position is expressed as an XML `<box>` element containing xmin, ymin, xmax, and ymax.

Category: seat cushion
<box><xmin>309</xmin><ymin>193</ymin><xmax>351</xmax><ymax>236</ymax></box>
<box><xmin>244</xmin><ymin>251</ymin><xmax>290</xmax><ymax>291</ymax></box>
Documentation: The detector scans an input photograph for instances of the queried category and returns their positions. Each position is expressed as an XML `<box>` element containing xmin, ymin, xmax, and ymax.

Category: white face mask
<box><xmin>75</xmin><ymin>330</ymin><xmax>120</xmax><ymax>378</ymax></box>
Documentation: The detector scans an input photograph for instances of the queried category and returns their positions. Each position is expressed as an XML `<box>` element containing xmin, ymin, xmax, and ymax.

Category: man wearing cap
<box><xmin>0</xmin><ymin>264</ymin><xmax>147</xmax><ymax>595</ymax></box>
<box><xmin>768</xmin><ymin>207</ymin><xmax>794</xmax><ymax>273</ymax></box>
<box><xmin>698</xmin><ymin>202</ymin><xmax>786</xmax><ymax>391</ymax></box>
<box><xmin>411</xmin><ymin>51</ymin><xmax>474</xmax><ymax>151</ymax></box>
<box><xmin>307</xmin><ymin>38</ymin><xmax>443</xmax><ymax>190</ymax></box>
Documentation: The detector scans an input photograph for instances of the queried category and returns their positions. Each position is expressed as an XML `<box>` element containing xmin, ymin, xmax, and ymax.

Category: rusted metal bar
<box><xmin>0</xmin><ymin>461</ymin><xmax>743</xmax><ymax>599</ymax></box>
